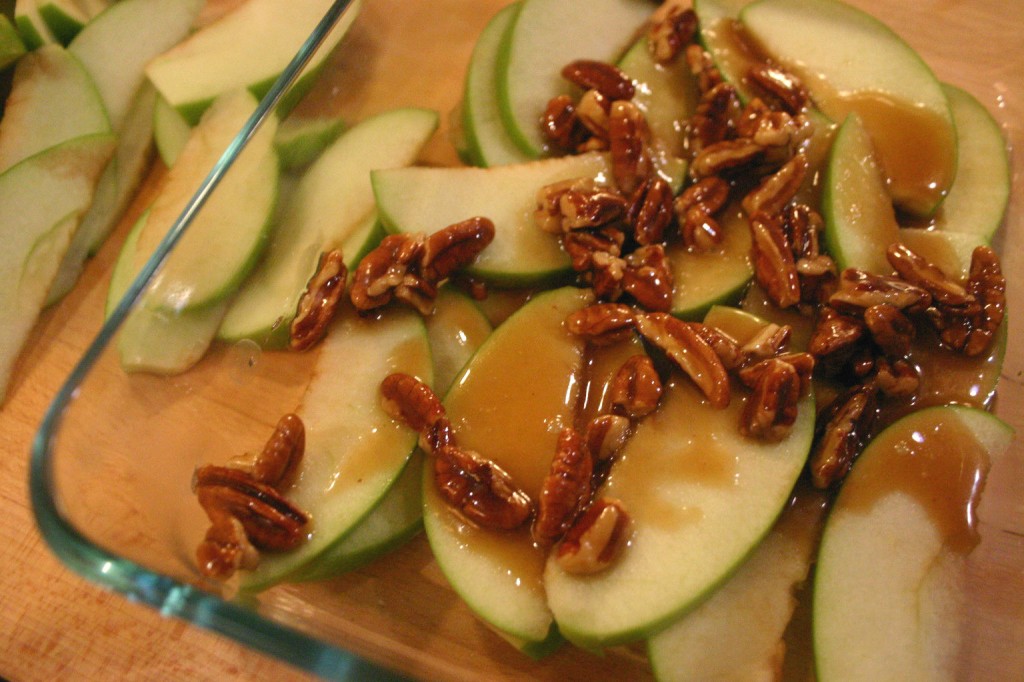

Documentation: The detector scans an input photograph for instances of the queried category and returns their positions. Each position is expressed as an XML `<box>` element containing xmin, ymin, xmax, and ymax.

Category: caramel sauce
<box><xmin>841</xmin><ymin>414</ymin><xmax>990</xmax><ymax>554</ymax></box>
<box><xmin>577</xmin><ymin>336</ymin><xmax>646</xmax><ymax>426</ymax></box>
<box><xmin>828</xmin><ymin>92</ymin><xmax>957</xmax><ymax>215</ymax></box>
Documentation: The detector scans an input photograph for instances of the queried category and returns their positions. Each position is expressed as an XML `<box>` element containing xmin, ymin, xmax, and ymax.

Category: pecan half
<box><xmin>590</xmin><ymin>250</ymin><xmax>628</xmax><ymax>300</ymax></box>
<box><xmin>750</xmin><ymin>211</ymin><xmax>801</xmax><ymax>308</ymax></box>
<box><xmin>235</xmin><ymin>413</ymin><xmax>305</xmax><ymax>486</ymax></box>
<box><xmin>862</xmin><ymin>303</ymin><xmax>914</xmax><ymax>358</ymax></box>
<box><xmin>739</xmin><ymin>322</ymin><xmax>792</xmax><ymax>364</ymax></box>
<box><xmin>609</xmin><ymin>354</ymin><xmax>664</xmax><ymax>417</ymax></box>
<box><xmin>564</xmin><ymin>302</ymin><xmax>638</xmax><ymax>345</ymax></box>
<box><xmin>196</xmin><ymin>515</ymin><xmax>259</xmax><ymax>580</ymax></box>
<box><xmin>536</xmin><ymin>178</ymin><xmax>627</xmax><ymax>234</ymax></box>
<box><xmin>689</xmin><ymin>82</ymin><xmax>741</xmax><ymax>152</ymax></box>
<box><xmin>635</xmin><ymin>313</ymin><xmax>731</xmax><ymax>408</ymax></box>
<box><xmin>886</xmin><ymin>243</ymin><xmax>973</xmax><ymax>307</ymax></box>
<box><xmin>542</xmin><ymin>94</ymin><xmax>588</xmax><ymax>152</ymax></box>
<box><xmin>556</xmin><ymin>498</ymin><xmax>632</xmax><ymax>575</ymax></box>
<box><xmin>622</xmin><ymin>244</ymin><xmax>674</xmax><ymax>311</ymax></box>
<box><xmin>628</xmin><ymin>176</ymin><xmax>675</xmax><ymax>246</ymax></box>
<box><xmin>562</xmin><ymin>59</ymin><xmax>635</xmax><ymax>102</ymax></box>
<box><xmin>648</xmin><ymin>0</ymin><xmax>697</xmax><ymax>64</ymax></box>
<box><xmin>691</xmin><ymin>322</ymin><xmax>744</xmax><ymax>370</ymax></box>
<box><xmin>290</xmin><ymin>250</ymin><xmax>347</xmax><ymax>351</ymax></box>
<box><xmin>809</xmin><ymin>384</ymin><xmax>879</xmax><ymax>489</ymax></box>
<box><xmin>742</xmin><ymin>153</ymin><xmax>807</xmax><ymax>217</ymax></box>
<box><xmin>584</xmin><ymin>414</ymin><xmax>632</xmax><ymax>462</ymax></box>
<box><xmin>609</xmin><ymin>100</ymin><xmax>653</xmax><ymax>194</ymax></box>
<box><xmin>421</xmin><ymin>217</ymin><xmax>496</xmax><ymax>283</ymax></box>
<box><xmin>575</xmin><ymin>89</ymin><xmax>612</xmax><ymax>142</ymax></box>
<box><xmin>829</xmin><ymin>268</ymin><xmax>931</xmax><ymax>315</ymax></box>
<box><xmin>533</xmin><ymin>428</ymin><xmax>593</xmax><ymax>545</ymax></box>
<box><xmin>562</xmin><ymin>227</ymin><xmax>625</xmax><ymax>271</ymax></box>
<box><xmin>674</xmin><ymin>176</ymin><xmax>730</xmax><ymax>252</ymax></box>
<box><xmin>350</xmin><ymin>233</ymin><xmax>425</xmax><ymax>312</ymax></box>
<box><xmin>747</xmin><ymin>63</ymin><xmax>808</xmax><ymax>114</ymax></box>
<box><xmin>195</xmin><ymin>466</ymin><xmax>311</xmax><ymax>553</ymax></box>
<box><xmin>380</xmin><ymin>373</ymin><xmax>451</xmax><ymax>454</ymax></box>
<box><xmin>737</xmin><ymin>358</ymin><xmax>800</xmax><ymax>441</ymax></box>
<box><xmin>872</xmin><ymin>356</ymin><xmax>919</xmax><ymax>398</ymax></box>
<box><xmin>434</xmin><ymin>445</ymin><xmax>533</xmax><ymax>530</ymax></box>
<box><xmin>685</xmin><ymin>44</ymin><xmax>723</xmax><ymax>94</ymax></box>
<box><xmin>928</xmin><ymin>245</ymin><xmax>1005</xmax><ymax>356</ymax></box>
<box><xmin>690</xmin><ymin>138</ymin><xmax>764</xmax><ymax>179</ymax></box>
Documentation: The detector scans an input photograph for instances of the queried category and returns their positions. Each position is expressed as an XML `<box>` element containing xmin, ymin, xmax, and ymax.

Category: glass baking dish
<box><xmin>27</xmin><ymin>0</ymin><xmax>1024</xmax><ymax>679</ymax></box>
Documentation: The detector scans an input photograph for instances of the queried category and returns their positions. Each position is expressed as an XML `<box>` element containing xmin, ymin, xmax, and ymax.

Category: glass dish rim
<box><xmin>26</xmin><ymin>1</ymin><xmax>397</xmax><ymax>678</ymax></box>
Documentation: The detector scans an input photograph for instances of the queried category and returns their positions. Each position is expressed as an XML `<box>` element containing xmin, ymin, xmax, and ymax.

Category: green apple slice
<box><xmin>617</xmin><ymin>35</ymin><xmax>699</xmax><ymax>158</ymax></box>
<box><xmin>497</xmin><ymin>0</ymin><xmax>654</xmax><ymax>157</ymax></box>
<box><xmin>0</xmin><ymin>133</ymin><xmax>115</xmax><ymax>403</ymax></box>
<box><xmin>426</xmin><ymin>285</ymin><xmax>493</xmax><ymax>392</ymax></box>
<box><xmin>424</xmin><ymin>286</ymin><xmax>593</xmax><ymax>649</ymax></box>
<box><xmin>288</xmin><ymin>452</ymin><xmax>427</xmax><ymax>583</ymax></box>
<box><xmin>667</xmin><ymin>202</ymin><xmax>753</xmax><ymax>319</ymax></box>
<box><xmin>461</xmin><ymin>1</ymin><xmax>533</xmax><ymax>168</ymax></box>
<box><xmin>37</xmin><ymin>0</ymin><xmax>89</xmax><ymax>44</ymax></box>
<box><xmin>46</xmin><ymin>81</ymin><xmax>158</xmax><ymax>304</ymax></box>
<box><xmin>822</xmin><ymin>113</ymin><xmax>899</xmax><ymax>275</ymax></box>
<box><xmin>813</xmin><ymin>406</ymin><xmax>1014</xmax><ymax>682</ymax></box>
<box><xmin>0</xmin><ymin>15</ymin><xmax>27</xmax><ymax>71</ymax></box>
<box><xmin>69</xmin><ymin>0</ymin><xmax>201</xmax><ymax>132</ymax></box>
<box><xmin>694</xmin><ymin>0</ymin><xmax>755</xmax><ymax>98</ymax></box>
<box><xmin>153</xmin><ymin>92</ymin><xmax>191</xmax><ymax>168</ymax></box>
<box><xmin>289</xmin><ymin>287</ymin><xmax>492</xmax><ymax>583</ymax></box>
<box><xmin>145</xmin><ymin>0</ymin><xmax>363</xmax><ymax>126</ymax></box>
<box><xmin>740</xmin><ymin>0</ymin><xmax>956</xmax><ymax>217</ymax></box>
<box><xmin>546</xmin><ymin>306</ymin><xmax>815</xmax><ymax>648</ymax></box>
<box><xmin>374</xmin><ymin>152</ymin><xmax>610</xmax><ymax>287</ymax></box>
<box><xmin>648</xmin><ymin>487</ymin><xmax>826</xmax><ymax>682</ymax></box>
<box><xmin>133</xmin><ymin>89</ymin><xmax>278</xmax><ymax>313</ymax></box>
<box><xmin>927</xmin><ymin>84</ymin><xmax>1010</xmax><ymax>242</ymax></box>
<box><xmin>240</xmin><ymin>306</ymin><xmax>432</xmax><ymax>591</ymax></box>
<box><xmin>218</xmin><ymin>107</ymin><xmax>439</xmax><ymax>347</ymax></box>
<box><xmin>0</xmin><ymin>44</ymin><xmax>109</xmax><ymax>173</ymax></box>
<box><xmin>14</xmin><ymin>0</ymin><xmax>56</xmax><ymax>50</ymax></box>
<box><xmin>273</xmin><ymin>113</ymin><xmax>347</xmax><ymax>172</ymax></box>
<box><xmin>109</xmin><ymin>210</ymin><xmax>227</xmax><ymax>374</ymax></box>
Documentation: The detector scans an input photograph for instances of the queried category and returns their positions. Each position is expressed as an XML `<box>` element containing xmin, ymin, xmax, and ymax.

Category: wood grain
<box><xmin>1</xmin><ymin>0</ymin><xmax>1021</xmax><ymax>679</ymax></box>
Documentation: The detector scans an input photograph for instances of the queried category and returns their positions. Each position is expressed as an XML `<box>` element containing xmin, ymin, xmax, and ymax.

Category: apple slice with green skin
<box><xmin>152</xmin><ymin>92</ymin><xmax>191</xmax><ymax>168</ymax></box>
<box><xmin>156</xmin><ymin>96</ymin><xmax>349</xmax><ymax>172</ymax></box>
<box><xmin>694</xmin><ymin>0</ymin><xmax>755</xmax><ymax>98</ymax></box>
<box><xmin>740</xmin><ymin>0</ymin><xmax>956</xmax><ymax>217</ymax></box>
<box><xmin>240</xmin><ymin>306</ymin><xmax>432</xmax><ymax>591</ymax></box>
<box><xmin>109</xmin><ymin>211</ymin><xmax>228</xmax><ymax>374</ymax></box>
<box><xmin>37</xmin><ymin>0</ymin><xmax>95</xmax><ymax>44</ymax></box>
<box><xmin>497</xmin><ymin>0</ymin><xmax>655</xmax><ymax>158</ymax></box>
<box><xmin>217</xmin><ymin>107</ymin><xmax>439</xmax><ymax>347</ymax></box>
<box><xmin>0</xmin><ymin>16</ymin><xmax>26</xmax><ymax>71</ymax></box>
<box><xmin>289</xmin><ymin>287</ymin><xmax>492</xmax><ymax>583</ymax></box>
<box><xmin>617</xmin><ymin>35</ymin><xmax>699</xmax><ymax>159</ymax></box>
<box><xmin>146</xmin><ymin>0</ymin><xmax>363</xmax><ymax>126</ymax></box>
<box><xmin>133</xmin><ymin>88</ymin><xmax>279</xmax><ymax>313</ymax></box>
<box><xmin>46</xmin><ymin>81</ymin><xmax>158</xmax><ymax>304</ymax></box>
<box><xmin>374</xmin><ymin>152</ymin><xmax>610</xmax><ymax>287</ymax></box>
<box><xmin>424</xmin><ymin>286</ymin><xmax>593</xmax><ymax>653</ymax></box>
<box><xmin>461</xmin><ymin>1</ymin><xmax>533</xmax><ymax>168</ymax></box>
<box><xmin>546</xmin><ymin>377</ymin><xmax>815</xmax><ymax>648</ymax></box>
<box><xmin>667</xmin><ymin>201</ymin><xmax>753</xmax><ymax>319</ymax></box>
<box><xmin>546</xmin><ymin>307</ymin><xmax>814</xmax><ymax>648</ymax></box>
<box><xmin>925</xmin><ymin>84</ymin><xmax>1010</xmax><ymax>243</ymax></box>
<box><xmin>69</xmin><ymin>0</ymin><xmax>201</xmax><ymax>132</ymax></box>
<box><xmin>14</xmin><ymin>0</ymin><xmax>56</xmax><ymax>50</ymax></box>
<box><xmin>822</xmin><ymin>113</ymin><xmax>900</xmax><ymax>275</ymax></box>
<box><xmin>647</xmin><ymin>487</ymin><xmax>826</xmax><ymax>682</ymax></box>
<box><xmin>273</xmin><ymin>113</ymin><xmax>348</xmax><ymax>173</ymax></box>
<box><xmin>813</xmin><ymin>406</ymin><xmax>1014</xmax><ymax>682</ymax></box>
<box><xmin>0</xmin><ymin>44</ymin><xmax>109</xmax><ymax>173</ymax></box>
<box><xmin>0</xmin><ymin>133</ymin><xmax>115</xmax><ymax>403</ymax></box>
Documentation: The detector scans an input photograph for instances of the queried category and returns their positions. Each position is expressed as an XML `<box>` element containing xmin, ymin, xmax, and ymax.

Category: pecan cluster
<box><xmin>350</xmin><ymin>217</ymin><xmax>495</xmax><ymax>316</ymax></box>
<box><xmin>193</xmin><ymin>413</ymin><xmax>311</xmax><ymax>579</ymax></box>
<box><xmin>807</xmin><ymin>243</ymin><xmax>1005</xmax><ymax>488</ymax></box>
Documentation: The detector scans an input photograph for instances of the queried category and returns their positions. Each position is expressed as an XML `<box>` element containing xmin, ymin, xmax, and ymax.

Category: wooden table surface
<box><xmin>0</xmin><ymin>0</ymin><xmax>1021</xmax><ymax>680</ymax></box>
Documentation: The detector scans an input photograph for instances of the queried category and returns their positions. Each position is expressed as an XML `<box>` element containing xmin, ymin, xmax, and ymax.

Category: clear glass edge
<box><xmin>25</xmin><ymin>1</ymin><xmax>403</xmax><ymax>679</ymax></box>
